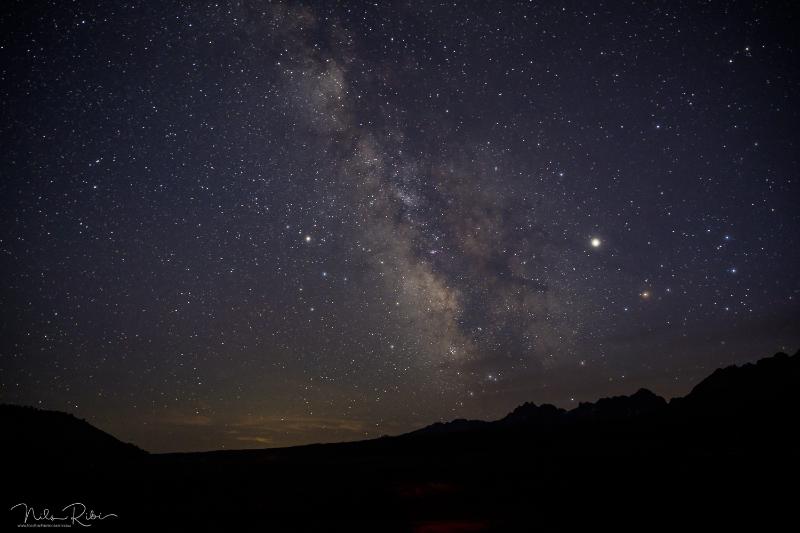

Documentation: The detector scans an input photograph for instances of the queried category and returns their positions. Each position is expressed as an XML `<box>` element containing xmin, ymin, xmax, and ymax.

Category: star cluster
<box><xmin>1</xmin><ymin>1</ymin><xmax>798</xmax><ymax>452</ymax></box>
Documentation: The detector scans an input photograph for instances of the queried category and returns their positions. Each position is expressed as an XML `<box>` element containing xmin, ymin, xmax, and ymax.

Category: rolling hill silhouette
<box><xmin>2</xmin><ymin>350</ymin><xmax>798</xmax><ymax>531</ymax></box>
<box><xmin>0</xmin><ymin>405</ymin><xmax>144</xmax><ymax>464</ymax></box>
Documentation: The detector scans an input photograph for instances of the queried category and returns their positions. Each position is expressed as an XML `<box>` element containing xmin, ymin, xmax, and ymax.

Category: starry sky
<box><xmin>1</xmin><ymin>1</ymin><xmax>799</xmax><ymax>453</ymax></box>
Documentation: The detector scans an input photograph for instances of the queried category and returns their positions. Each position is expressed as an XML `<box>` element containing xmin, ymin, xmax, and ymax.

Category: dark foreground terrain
<box><xmin>2</xmin><ymin>351</ymin><xmax>799</xmax><ymax>531</ymax></box>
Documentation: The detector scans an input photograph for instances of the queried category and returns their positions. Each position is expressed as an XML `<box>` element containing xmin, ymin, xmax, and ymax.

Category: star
<box><xmin>590</xmin><ymin>237</ymin><xmax>602</xmax><ymax>248</ymax></box>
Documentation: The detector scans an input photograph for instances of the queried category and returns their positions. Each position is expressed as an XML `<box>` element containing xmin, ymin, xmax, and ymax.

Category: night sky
<box><xmin>2</xmin><ymin>1</ymin><xmax>799</xmax><ymax>453</ymax></box>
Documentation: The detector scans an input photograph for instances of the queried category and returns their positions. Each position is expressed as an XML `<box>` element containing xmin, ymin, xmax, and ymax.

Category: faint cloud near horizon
<box><xmin>135</xmin><ymin>411</ymin><xmax>376</xmax><ymax>452</ymax></box>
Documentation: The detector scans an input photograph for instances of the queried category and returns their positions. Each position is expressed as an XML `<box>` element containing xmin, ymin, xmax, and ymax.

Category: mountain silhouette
<box><xmin>409</xmin><ymin>418</ymin><xmax>490</xmax><ymax>435</ymax></box>
<box><xmin>2</xmin><ymin>350</ymin><xmax>797</xmax><ymax>531</ymax></box>
<box><xmin>569</xmin><ymin>387</ymin><xmax>667</xmax><ymax>420</ymax></box>
<box><xmin>676</xmin><ymin>350</ymin><xmax>800</xmax><ymax>415</ymax></box>
<box><xmin>412</xmin><ymin>388</ymin><xmax>666</xmax><ymax>436</ymax></box>
<box><xmin>498</xmin><ymin>401</ymin><xmax>564</xmax><ymax>425</ymax></box>
<box><xmin>0</xmin><ymin>404</ymin><xmax>145</xmax><ymax>473</ymax></box>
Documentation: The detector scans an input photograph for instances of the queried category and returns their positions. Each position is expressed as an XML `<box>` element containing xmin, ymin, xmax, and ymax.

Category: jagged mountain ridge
<box><xmin>411</xmin><ymin>350</ymin><xmax>799</xmax><ymax>435</ymax></box>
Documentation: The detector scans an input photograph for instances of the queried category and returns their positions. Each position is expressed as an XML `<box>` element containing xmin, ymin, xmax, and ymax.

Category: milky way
<box><xmin>1</xmin><ymin>1</ymin><xmax>799</xmax><ymax>451</ymax></box>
